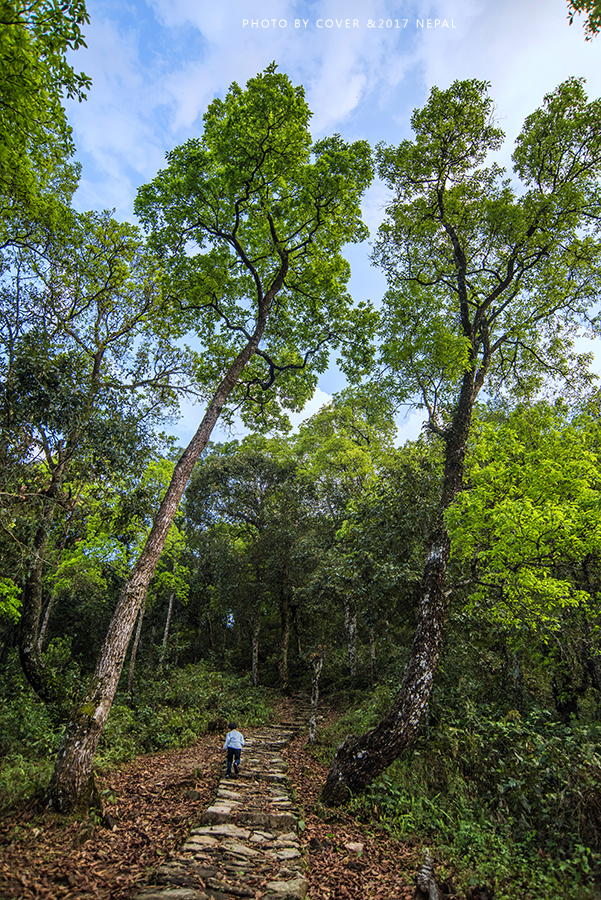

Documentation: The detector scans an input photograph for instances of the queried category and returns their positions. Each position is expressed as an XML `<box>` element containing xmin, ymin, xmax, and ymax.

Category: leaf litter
<box><xmin>0</xmin><ymin>710</ymin><xmax>424</xmax><ymax>900</ymax></box>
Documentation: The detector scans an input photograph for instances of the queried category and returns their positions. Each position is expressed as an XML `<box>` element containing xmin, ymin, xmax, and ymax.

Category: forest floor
<box><xmin>0</xmin><ymin>701</ymin><xmax>428</xmax><ymax>900</ymax></box>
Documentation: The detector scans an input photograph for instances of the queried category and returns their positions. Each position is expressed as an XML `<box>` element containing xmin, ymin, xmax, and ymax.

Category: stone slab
<box><xmin>221</xmin><ymin>840</ymin><xmax>261</xmax><ymax>857</ymax></box>
<box><xmin>191</xmin><ymin>824</ymin><xmax>251</xmax><ymax>839</ymax></box>
<box><xmin>265</xmin><ymin>875</ymin><xmax>309</xmax><ymax>899</ymax></box>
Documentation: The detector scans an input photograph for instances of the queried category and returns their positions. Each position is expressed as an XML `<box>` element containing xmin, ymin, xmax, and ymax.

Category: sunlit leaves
<box><xmin>567</xmin><ymin>1</ymin><xmax>601</xmax><ymax>41</ymax></box>
<box><xmin>446</xmin><ymin>404</ymin><xmax>601</xmax><ymax>629</ymax></box>
<box><xmin>0</xmin><ymin>0</ymin><xmax>90</xmax><ymax>237</ymax></box>
<box><xmin>135</xmin><ymin>65</ymin><xmax>373</xmax><ymax>430</ymax></box>
<box><xmin>371</xmin><ymin>78</ymin><xmax>601</xmax><ymax>422</ymax></box>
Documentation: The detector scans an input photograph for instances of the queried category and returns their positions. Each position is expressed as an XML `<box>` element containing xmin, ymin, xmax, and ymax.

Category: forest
<box><xmin>3</xmin><ymin>1</ymin><xmax>601</xmax><ymax>899</ymax></box>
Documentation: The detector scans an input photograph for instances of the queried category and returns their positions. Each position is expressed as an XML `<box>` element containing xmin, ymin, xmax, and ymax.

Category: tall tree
<box><xmin>0</xmin><ymin>211</ymin><xmax>182</xmax><ymax>712</ymax></box>
<box><xmin>47</xmin><ymin>65</ymin><xmax>372</xmax><ymax>811</ymax></box>
<box><xmin>322</xmin><ymin>77</ymin><xmax>601</xmax><ymax>803</ymax></box>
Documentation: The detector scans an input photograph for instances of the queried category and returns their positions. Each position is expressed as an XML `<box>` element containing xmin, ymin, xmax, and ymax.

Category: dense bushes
<box><xmin>0</xmin><ymin>651</ymin><xmax>274</xmax><ymax>808</ymax></box>
<box><xmin>311</xmin><ymin>687</ymin><xmax>601</xmax><ymax>899</ymax></box>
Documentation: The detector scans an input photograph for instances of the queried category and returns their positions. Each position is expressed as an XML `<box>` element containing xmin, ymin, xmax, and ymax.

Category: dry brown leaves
<box><xmin>0</xmin><ymin>734</ymin><xmax>223</xmax><ymax>900</ymax></box>
<box><xmin>283</xmin><ymin>730</ymin><xmax>421</xmax><ymax>900</ymax></box>
<box><xmin>0</xmin><ymin>703</ymin><xmax>427</xmax><ymax>900</ymax></box>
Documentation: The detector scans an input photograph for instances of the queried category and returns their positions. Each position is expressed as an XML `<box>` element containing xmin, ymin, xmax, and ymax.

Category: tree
<box><xmin>184</xmin><ymin>436</ymin><xmax>314</xmax><ymax>689</ymax></box>
<box><xmin>322</xmin><ymin>77</ymin><xmax>601</xmax><ymax>803</ymax></box>
<box><xmin>567</xmin><ymin>0</ymin><xmax>601</xmax><ymax>38</ymax></box>
<box><xmin>47</xmin><ymin>65</ymin><xmax>373</xmax><ymax>812</ymax></box>
<box><xmin>0</xmin><ymin>210</ymin><xmax>182</xmax><ymax>714</ymax></box>
<box><xmin>292</xmin><ymin>397</ymin><xmax>396</xmax><ymax>680</ymax></box>
<box><xmin>446</xmin><ymin>402</ymin><xmax>601</xmax><ymax>720</ymax></box>
<box><xmin>334</xmin><ymin>438</ymin><xmax>443</xmax><ymax>686</ymax></box>
<box><xmin>0</xmin><ymin>0</ymin><xmax>90</xmax><ymax>240</ymax></box>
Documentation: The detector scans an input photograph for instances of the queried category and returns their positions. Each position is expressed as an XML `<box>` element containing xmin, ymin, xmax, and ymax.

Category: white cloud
<box><xmin>416</xmin><ymin>0</ymin><xmax>601</xmax><ymax>149</ymax></box>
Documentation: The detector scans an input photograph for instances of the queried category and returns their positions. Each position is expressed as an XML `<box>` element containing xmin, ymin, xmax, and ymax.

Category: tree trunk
<box><xmin>369</xmin><ymin>626</ymin><xmax>377</xmax><ymax>689</ymax></box>
<box><xmin>18</xmin><ymin>515</ymin><xmax>68</xmax><ymax>714</ymax></box>
<box><xmin>251</xmin><ymin>614</ymin><xmax>260</xmax><ymax>688</ymax></box>
<box><xmin>292</xmin><ymin>602</ymin><xmax>302</xmax><ymax>658</ymax></box>
<box><xmin>279</xmin><ymin>589</ymin><xmax>290</xmax><ymax>692</ymax></box>
<box><xmin>321</xmin><ymin>370</ymin><xmax>476</xmax><ymax>805</ymax></box>
<box><xmin>37</xmin><ymin>589</ymin><xmax>56</xmax><ymax>653</ymax></box>
<box><xmin>127</xmin><ymin>601</ymin><xmax>145</xmax><ymax>704</ymax></box>
<box><xmin>46</xmin><ymin>318</ymin><xmax>271</xmax><ymax>813</ymax></box>
<box><xmin>206</xmin><ymin>609</ymin><xmax>214</xmax><ymax>651</ymax></box>
<box><xmin>343</xmin><ymin>594</ymin><xmax>357</xmax><ymax>680</ymax></box>
<box><xmin>37</xmin><ymin>526</ymin><xmax>70</xmax><ymax>653</ymax></box>
<box><xmin>19</xmin><ymin>519</ymin><xmax>50</xmax><ymax>694</ymax></box>
<box><xmin>309</xmin><ymin>647</ymin><xmax>325</xmax><ymax>743</ymax></box>
<box><xmin>159</xmin><ymin>592</ymin><xmax>174</xmax><ymax>669</ymax></box>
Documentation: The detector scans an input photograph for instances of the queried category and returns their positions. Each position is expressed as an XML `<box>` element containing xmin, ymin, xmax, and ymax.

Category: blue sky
<box><xmin>65</xmin><ymin>0</ymin><xmax>601</xmax><ymax>442</ymax></box>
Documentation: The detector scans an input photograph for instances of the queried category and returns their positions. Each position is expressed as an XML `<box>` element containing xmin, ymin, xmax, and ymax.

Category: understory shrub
<box><xmin>93</xmin><ymin>662</ymin><xmax>275</xmax><ymax>766</ymax></box>
<box><xmin>338</xmin><ymin>706</ymin><xmax>601</xmax><ymax>900</ymax></box>
<box><xmin>0</xmin><ymin>655</ymin><xmax>275</xmax><ymax>806</ymax></box>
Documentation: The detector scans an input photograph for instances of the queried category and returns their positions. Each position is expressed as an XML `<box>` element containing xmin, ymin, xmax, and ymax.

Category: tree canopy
<box><xmin>567</xmin><ymin>0</ymin><xmax>601</xmax><ymax>38</ymax></box>
<box><xmin>0</xmin><ymin>0</ymin><xmax>90</xmax><ymax>239</ymax></box>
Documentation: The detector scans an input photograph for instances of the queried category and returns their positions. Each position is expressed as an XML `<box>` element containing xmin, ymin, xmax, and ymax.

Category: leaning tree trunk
<box><xmin>321</xmin><ymin>370</ymin><xmax>476</xmax><ymax>805</ymax></box>
<box><xmin>37</xmin><ymin>588</ymin><xmax>57</xmax><ymax>653</ymax></box>
<box><xmin>159</xmin><ymin>592</ymin><xmax>174</xmax><ymax>670</ymax></box>
<box><xmin>46</xmin><ymin>313</ymin><xmax>273</xmax><ymax>813</ymax></box>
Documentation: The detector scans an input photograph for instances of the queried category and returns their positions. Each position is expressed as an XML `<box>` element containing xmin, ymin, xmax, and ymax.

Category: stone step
<box><xmin>134</xmin><ymin>700</ymin><xmax>310</xmax><ymax>900</ymax></box>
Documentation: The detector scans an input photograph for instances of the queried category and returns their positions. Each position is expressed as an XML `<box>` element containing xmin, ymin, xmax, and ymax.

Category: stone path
<box><xmin>135</xmin><ymin>701</ymin><xmax>313</xmax><ymax>900</ymax></box>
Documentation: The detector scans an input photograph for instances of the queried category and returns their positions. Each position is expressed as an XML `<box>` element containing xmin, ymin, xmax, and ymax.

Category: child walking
<box><xmin>223</xmin><ymin>721</ymin><xmax>245</xmax><ymax>777</ymax></box>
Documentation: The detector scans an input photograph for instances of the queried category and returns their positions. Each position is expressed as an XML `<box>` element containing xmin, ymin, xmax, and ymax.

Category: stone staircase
<box><xmin>136</xmin><ymin>699</ymin><xmax>313</xmax><ymax>900</ymax></box>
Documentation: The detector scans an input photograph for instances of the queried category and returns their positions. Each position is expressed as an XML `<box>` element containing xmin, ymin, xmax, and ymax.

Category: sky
<box><xmin>64</xmin><ymin>0</ymin><xmax>601</xmax><ymax>443</ymax></box>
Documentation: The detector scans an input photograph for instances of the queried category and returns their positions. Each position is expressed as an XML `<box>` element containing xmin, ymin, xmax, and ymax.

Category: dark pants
<box><xmin>226</xmin><ymin>747</ymin><xmax>241</xmax><ymax>775</ymax></box>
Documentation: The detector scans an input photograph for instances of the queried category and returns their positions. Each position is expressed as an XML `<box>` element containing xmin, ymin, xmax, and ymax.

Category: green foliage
<box><xmin>0</xmin><ymin>651</ymin><xmax>65</xmax><ymax>807</ymax></box>
<box><xmin>0</xmin><ymin>0</ymin><xmax>90</xmax><ymax>236</ymax></box>
<box><xmin>567</xmin><ymin>0</ymin><xmax>601</xmax><ymax>39</ymax></box>
<box><xmin>309</xmin><ymin>683</ymin><xmax>397</xmax><ymax>764</ymax></box>
<box><xmin>366</xmin><ymin>78</ymin><xmax>601</xmax><ymax>423</ymax></box>
<box><xmin>135</xmin><ymin>64</ymin><xmax>373</xmax><ymax>431</ymax></box>
<box><xmin>0</xmin><ymin>577</ymin><xmax>20</xmax><ymax>620</ymax></box>
<box><xmin>0</xmin><ymin>654</ymin><xmax>275</xmax><ymax>806</ymax></box>
<box><xmin>97</xmin><ymin>663</ymin><xmax>274</xmax><ymax>765</ymax></box>
<box><xmin>345</xmin><ymin>708</ymin><xmax>601</xmax><ymax>899</ymax></box>
<box><xmin>446</xmin><ymin>403</ymin><xmax>601</xmax><ymax>630</ymax></box>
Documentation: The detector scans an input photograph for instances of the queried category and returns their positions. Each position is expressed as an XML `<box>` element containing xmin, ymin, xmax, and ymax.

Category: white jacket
<box><xmin>223</xmin><ymin>729</ymin><xmax>245</xmax><ymax>750</ymax></box>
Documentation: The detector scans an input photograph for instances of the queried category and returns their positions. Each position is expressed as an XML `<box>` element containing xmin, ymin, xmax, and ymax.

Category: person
<box><xmin>223</xmin><ymin>721</ymin><xmax>245</xmax><ymax>777</ymax></box>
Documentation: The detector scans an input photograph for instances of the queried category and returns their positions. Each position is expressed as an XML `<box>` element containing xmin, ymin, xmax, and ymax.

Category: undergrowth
<box><xmin>0</xmin><ymin>648</ymin><xmax>274</xmax><ymax>808</ymax></box>
<box><xmin>312</xmin><ymin>689</ymin><xmax>601</xmax><ymax>900</ymax></box>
